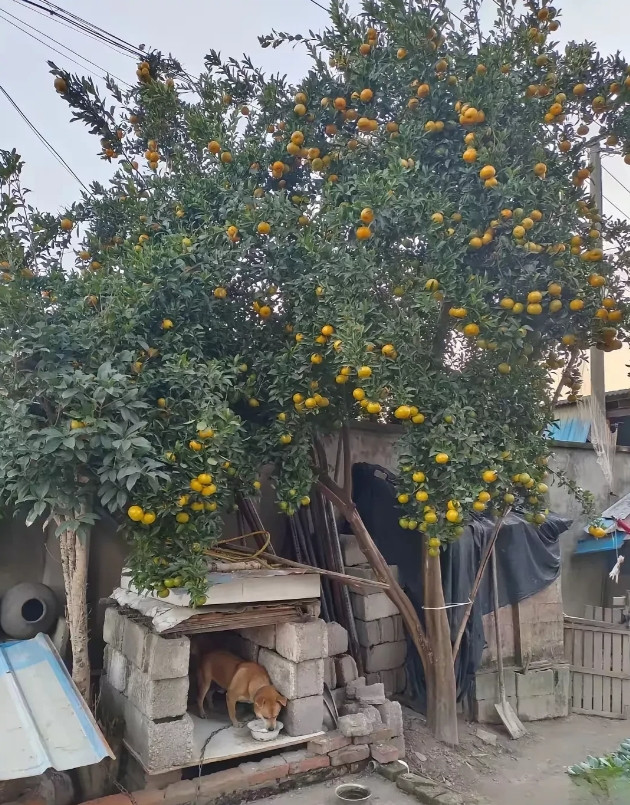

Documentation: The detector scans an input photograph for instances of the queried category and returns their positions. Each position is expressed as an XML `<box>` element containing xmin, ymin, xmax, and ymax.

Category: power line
<box><xmin>602</xmin><ymin>165</ymin><xmax>630</xmax><ymax>200</ymax></box>
<box><xmin>0</xmin><ymin>83</ymin><xmax>89</xmax><ymax>192</ymax></box>
<box><xmin>603</xmin><ymin>193</ymin><xmax>630</xmax><ymax>220</ymax></box>
<box><xmin>0</xmin><ymin>7</ymin><xmax>130</xmax><ymax>85</ymax></box>
<box><xmin>305</xmin><ymin>0</ymin><xmax>328</xmax><ymax>10</ymax></box>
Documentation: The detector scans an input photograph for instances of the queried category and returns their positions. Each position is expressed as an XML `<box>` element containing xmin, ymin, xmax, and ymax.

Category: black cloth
<box><xmin>351</xmin><ymin>462</ymin><xmax>570</xmax><ymax>712</ymax></box>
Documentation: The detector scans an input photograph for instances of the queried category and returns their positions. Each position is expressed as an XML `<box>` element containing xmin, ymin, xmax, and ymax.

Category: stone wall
<box><xmin>340</xmin><ymin>534</ymin><xmax>407</xmax><ymax>696</ymax></box>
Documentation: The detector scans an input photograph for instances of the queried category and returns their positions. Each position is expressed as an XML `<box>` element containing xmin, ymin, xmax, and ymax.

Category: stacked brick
<box><xmin>473</xmin><ymin>665</ymin><xmax>570</xmax><ymax>724</ymax></box>
<box><xmin>341</xmin><ymin>534</ymin><xmax>407</xmax><ymax>696</ymax></box>
<box><xmin>100</xmin><ymin>607</ymin><xmax>194</xmax><ymax>771</ymax></box>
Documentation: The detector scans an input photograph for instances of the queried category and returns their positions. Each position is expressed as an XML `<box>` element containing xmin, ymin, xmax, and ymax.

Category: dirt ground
<box><xmin>258</xmin><ymin>772</ymin><xmax>417</xmax><ymax>805</ymax></box>
<box><xmin>404</xmin><ymin>707</ymin><xmax>630</xmax><ymax>804</ymax></box>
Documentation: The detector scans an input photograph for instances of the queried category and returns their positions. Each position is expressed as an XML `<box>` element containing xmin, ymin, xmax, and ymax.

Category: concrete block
<box><xmin>338</xmin><ymin>713</ymin><xmax>372</xmax><ymax>737</ymax></box>
<box><xmin>379</xmin><ymin>617</ymin><xmax>396</xmax><ymax>643</ymax></box>
<box><xmin>143</xmin><ymin>632</ymin><xmax>190</xmax><ymax>681</ymax></box>
<box><xmin>307</xmin><ymin>731</ymin><xmax>351</xmax><ymax>755</ymax></box>
<box><xmin>196</xmin><ymin>769</ymin><xmax>247</xmax><ymax>800</ymax></box>
<box><xmin>390</xmin><ymin>734</ymin><xmax>406</xmax><ymax>758</ymax></box>
<box><xmin>473</xmin><ymin>696</ymin><xmax>517</xmax><ymax>724</ymax></box>
<box><xmin>353</xmin><ymin>726</ymin><xmax>394</xmax><ymax>745</ymax></box>
<box><xmin>103</xmin><ymin>607</ymin><xmax>124</xmax><ymax>650</ymax></box>
<box><xmin>351</xmin><ymin>592</ymin><xmax>399</xmax><ymax>621</ymax></box>
<box><xmin>258</xmin><ymin>648</ymin><xmax>323</xmax><ymax>699</ymax></box>
<box><xmin>280</xmin><ymin>749</ymin><xmax>330</xmax><ymax>774</ymax></box>
<box><xmin>126</xmin><ymin>664</ymin><xmax>189</xmax><ymax>719</ymax></box>
<box><xmin>121</xmin><ymin>618</ymin><xmax>149</xmax><ymax>669</ymax></box>
<box><xmin>331</xmin><ymin>686</ymin><xmax>346</xmax><ymax>709</ymax></box>
<box><xmin>377</xmin><ymin>760</ymin><xmax>409</xmax><ymax>781</ymax></box>
<box><xmin>356</xmin><ymin>683</ymin><xmax>386</xmax><ymax>705</ymax></box>
<box><xmin>376</xmin><ymin>700</ymin><xmax>403</xmax><ymax>736</ymax></box>
<box><xmin>327</xmin><ymin>622</ymin><xmax>349</xmax><ymax>657</ymax></box>
<box><xmin>393</xmin><ymin>616</ymin><xmax>405</xmax><ymax>642</ymax></box>
<box><xmin>335</xmin><ymin>654</ymin><xmax>358</xmax><ymax>685</ymax></box>
<box><xmin>371</xmin><ymin>742</ymin><xmax>400</xmax><ymax>764</ymax></box>
<box><xmin>329</xmin><ymin>743</ymin><xmax>370</xmax><ymax>766</ymax></box>
<box><xmin>340</xmin><ymin>702</ymin><xmax>362</xmax><ymax>716</ymax></box>
<box><xmin>362</xmin><ymin>641</ymin><xmax>407</xmax><ymax>673</ymax></box>
<box><xmin>397</xmin><ymin>773</ymin><xmax>442</xmax><ymax>799</ymax></box>
<box><xmin>239</xmin><ymin>755</ymin><xmax>289</xmax><ymax>785</ymax></box>
<box><xmin>380</xmin><ymin>670</ymin><xmax>396</xmax><ymax>697</ymax></box>
<box><xmin>276</xmin><ymin>618</ymin><xmax>328</xmax><ymax>663</ymax></box>
<box><xmin>229</xmin><ymin>635</ymin><xmax>259</xmax><ymax>663</ymax></box>
<box><xmin>356</xmin><ymin>619</ymin><xmax>381</xmax><ymax>648</ymax></box>
<box><xmin>346</xmin><ymin>676</ymin><xmax>366</xmax><ymax>699</ymax></box>
<box><xmin>238</xmin><ymin>625</ymin><xmax>276</xmax><ymax>649</ymax></box>
<box><xmin>120</xmin><ymin>752</ymin><xmax>183</xmax><ymax>792</ymax></box>
<box><xmin>359</xmin><ymin>704</ymin><xmax>383</xmax><ymax>728</ymax></box>
<box><xmin>324</xmin><ymin>657</ymin><xmax>337</xmax><ymax>690</ymax></box>
<box><xmin>99</xmin><ymin>677</ymin><xmax>126</xmax><ymax>721</ymax></box>
<box><xmin>395</xmin><ymin>666</ymin><xmax>407</xmax><ymax>694</ymax></box>
<box><xmin>340</xmin><ymin>534</ymin><xmax>366</xmax><ymax>567</ymax></box>
<box><xmin>515</xmin><ymin>669</ymin><xmax>555</xmax><ymax>698</ymax></box>
<box><xmin>104</xmin><ymin>647</ymin><xmax>129</xmax><ymax>693</ymax></box>
<box><xmin>348</xmin><ymin>564</ymin><xmax>399</xmax><ymax>583</ymax></box>
<box><xmin>554</xmin><ymin>666</ymin><xmax>570</xmax><ymax>717</ymax></box>
<box><xmin>123</xmin><ymin>701</ymin><xmax>193</xmax><ymax>772</ymax></box>
<box><xmin>282</xmin><ymin>695</ymin><xmax>324</xmax><ymax>736</ymax></box>
<box><xmin>518</xmin><ymin>693</ymin><xmax>560</xmax><ymax>721</ymax></box>
<box><xmin>474</xmin><ymin>668</ymin><xmax>516</xmax><ymax>701</ymax></box>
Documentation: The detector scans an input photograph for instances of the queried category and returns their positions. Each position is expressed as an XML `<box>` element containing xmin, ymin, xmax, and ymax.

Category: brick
<box><xmin>307</xmin><ymin>731</ymin><xmax>351</xmax><ymax>755</ymax></box>
<box><xmin>239</xmin><ymin>756</ymin><xmax>289</xmax><ymax>785</ymax></box>
<box><xmin>162</xmin><ymin>780</ymin><xmax>197</xmax><ymax>805</ymax></box>
<box><xmin>329</xmin><ymin>743</ymin><xmax>370</xmax><ymax>766</ymax></box>
<box><xmin>338</xmin><ymin>713</ymin><xmax>372</xmax><ymax>737</ymax></box>
<box><xmin>125</xmin><ymin>664</ymin><xmax>188</xmax><ymax>719</ymax></box>
<box><xmin>515</xmin><ymin>669</ymin><xmax>554</xmax><ymax>698</ymax></box>
<box><xmin>474</xmin><ymin>669</ymin><xmax>516</xmax><ymax>701</ymax></box>
<box><xmin>324</xmin><ymin>657</ymin><xmax>337</xmax><ymax>690</ymax></box>
<box><xmin>340</xmin><ymin>534</ymin><xmax>366</xmax><ymax>567</ymax></box>
<box><xmin>282</xmin><ymin>695</ymin><xmax>324</xmax><ymax>737</ymax></box>
<box><xmin>360</xmin><ymin>704</ymin><xmax>383</xmax><ymax>729</ymax></box>
<box><xmin>238</xmin><ymin>625</ymin><xmax>276</xmax><ymax>649</ymax></box>
<box><xmin>393</xmin><ymin>616</ymin><xmax>405</xmax><ymax>642</ymax></box>
<box><xmin>351</xmin><ymin>592</ymin><xmax>399</xmax><ymax>621</ymax></box>
<box><xmin>377</xmin><ymin>760</ymin><xmax>409</xmax><ymax>781</ymax></box>
<box><xmin>276</xmin><ymin>618</ymin><xmax>328</xmax><ymax>662</ymax></box>
<box><xmin>281</xmin><ymin>750</ymin><xmax>330</xmax><ymax>774</ymax></box>
<box><xmin>356</xmin><ymin>683</ymin><xmax>386</xmax><ymax>705</ymax></box>
<box><xmin>143</xmin><ymin>632</ymin><xmax>190</xmax><ymax>681</ymax></box>
<box><xmin>362</xmin><ymin>641</ymin><xmax>407</xmax><ymax>673</ymax></box>
<box><xmin>356</xmin><ymin>619</ymin><xmax>381</xmax><ymax>648</ymax></box>
<box><xmin>124</xmin><ymin>702</ymin><xmax>193</xmax><ymax>772</ymax></box>
<box><xmin>395</xmin><ymin>666</ymin><xmax>407</xmax><ymax>694</ymax></box>
<box><xmin>335</xmin><ymin>654</ymin><xmax>358</xmax><ymax>685</ymax></box>
<box><xmin>371</xmin><ymin>742</ymin><xmax>400</xmax><ymax>764</ymax></box>
<box><xmin>103</xmin><ymin>607</ymin><xmax>125</xmax><ymax>650</ymax></box>
<box><xmin>196</xmin><ymin>768</ymin><xmax>247</xmax><ymax>799</ymax></box>
<box><xmin>379</xmin><ymin>617</ymin><xmax>397</xmax><ymax>643</ymax></box>
<box><xmin>390</xmin><ymin>734</ymin><xmax>406</xmax><ymax>758</ymax></box>
<box><xmin>327</xmin><ymin>622</ymin><xmax>349</xmax><ymax>657</ymax></box>
<box><xmin>346</xmin><ymin>676</ymin><xmax>366</xmax><ymax>699</ymax></box>
<box><xmin>104</xmin><ymin>647</ymin><xmax>129</xmax><ymax>693</ymax></box>
<box><xmin>258</xmin><ymin>648</ymin><xmax>323</xmax><ymax>699</ymax></box>
<box><xmin>353</xmin><ymin>726</ymin><xmax>394</xmax><ymax>745</ymax></box>
<box><xmin>518</xmin><ymin>694</ymin><xmax>559</xmax><ymax>721</ymax></box>
<box><xmin>376</xmin><ymin>700</ymin><xmax>403</xmax><ymax>737</ymax></box>
<box><xmin>380</xmin><ymin>670</ymin><xmax>396</xmax><ymax>697</ymax></box>
<box><xmin>121</xmin><ymin>618</ymin><xmax>149</xmax><ymax>669</ymax></box>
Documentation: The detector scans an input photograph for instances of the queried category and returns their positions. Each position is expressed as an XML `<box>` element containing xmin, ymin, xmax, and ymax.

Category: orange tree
<box><xmin>3</xmin><ymin>0</ymin><xmax>630</xmax><ymax>737</ymax></box>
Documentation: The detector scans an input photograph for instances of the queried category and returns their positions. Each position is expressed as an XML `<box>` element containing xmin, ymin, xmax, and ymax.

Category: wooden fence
<box><xmin>564</xmin><ymin>607</ymin><xmax>630</xmax><ymax>719</ymax></box>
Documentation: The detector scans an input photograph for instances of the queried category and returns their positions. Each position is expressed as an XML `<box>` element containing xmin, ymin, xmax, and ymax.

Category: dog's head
<box><xmin>253</xmin><ymin>685</ymin><xmax>287</xmax><ymax>731</ymax></box>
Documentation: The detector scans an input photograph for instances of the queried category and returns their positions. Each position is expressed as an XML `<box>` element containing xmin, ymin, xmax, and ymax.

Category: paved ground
<box><xmin>254</xmin><ymin>772</ymin><xmax>416</xmax><ymax>805</ymax></box>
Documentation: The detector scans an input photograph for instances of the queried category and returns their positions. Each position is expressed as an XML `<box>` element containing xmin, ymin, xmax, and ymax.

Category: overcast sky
<box><xmin>2</xmin><ymin>0</ymin><xmax>630</xmax><ymax>220</ymax></box>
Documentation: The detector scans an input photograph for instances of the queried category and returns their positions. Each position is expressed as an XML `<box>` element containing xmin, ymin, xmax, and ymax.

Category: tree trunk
<box><xmin>56</xmin><ymin>514</ymin><xmax>91</xmax><ymax>703</ymax></box>
<box><xmin>423</xmin><ymin>543</ymin><xmax>458</xmax><ymax>745</ymax></box>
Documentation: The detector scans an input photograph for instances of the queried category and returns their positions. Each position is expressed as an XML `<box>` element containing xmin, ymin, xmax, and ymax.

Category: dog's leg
<box><xmin>196</xmin><ymin>667</ymin><xmax>212</xmax><ymax>719</ymax></box>
<box><xmin>226</xmin><ymin>690</ymin><xmax>243</xmax><ymax>728</ymax></box>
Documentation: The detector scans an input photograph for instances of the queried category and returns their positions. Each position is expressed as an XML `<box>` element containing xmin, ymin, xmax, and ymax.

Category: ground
<box><xmin>404</xmin><ymin>707</ymin><xmax>630</xmax><ymax>803</ymax></box>
<box><xmin>254</xmin><ymin>771</ymin><xmax>418</xmax><ymax>805</ymax></box>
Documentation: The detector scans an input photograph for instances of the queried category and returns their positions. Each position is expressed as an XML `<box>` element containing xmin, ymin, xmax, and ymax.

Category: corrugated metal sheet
<box><xmin>574</xmin><ymin>533</ymin><xmax>626</xmax><ymax>554</ymax></box>
<box><xmin>547</xmin><ymin>417</ymin><xmax>591</xmax><ymax>443</ymax></box>
<box><xmin>0</xmin><ymin>633</ymin><xmax>113</xmax><ymax>780</ymax></box>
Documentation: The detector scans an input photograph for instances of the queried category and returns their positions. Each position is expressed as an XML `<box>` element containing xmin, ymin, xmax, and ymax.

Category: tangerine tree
<box><xmin>3</xmin><ymin>0</ymin><xmax>630</xmax><ymax>740</ymax></box>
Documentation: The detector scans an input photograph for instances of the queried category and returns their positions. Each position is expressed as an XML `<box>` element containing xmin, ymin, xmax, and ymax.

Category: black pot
<box><xmin>0</xmin><ymin>581</ymin><xmax>58</xmax><ymax>639</ymax></box>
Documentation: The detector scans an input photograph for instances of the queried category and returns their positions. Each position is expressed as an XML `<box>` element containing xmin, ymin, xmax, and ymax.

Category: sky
<box><xmin>2</xmin><ymin>0</ymin><xmax>630</xmax><ymax>222</ymax></box>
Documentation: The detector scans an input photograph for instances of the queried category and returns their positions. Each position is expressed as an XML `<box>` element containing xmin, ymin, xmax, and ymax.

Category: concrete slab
<box><xmin>253</xmin><ymin>771</ymin><xmax>417</xmax><ymax>804</ymax></box>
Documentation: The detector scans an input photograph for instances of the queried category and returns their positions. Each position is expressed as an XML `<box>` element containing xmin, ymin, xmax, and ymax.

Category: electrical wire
<box><xmin>603</xmin><ymin>193</ymin><xmax>630</xmax><ymax>220</ymax></box>
<box><xmin>0</xmin><ymin>82</ymin><xmax>89</xmax><ymax>192</ymax></box>
<box><xmin>306</xmin><ymin>0</ymin><xmax>328</xmax><ymax>10</ymax></box>
<box><xmin>0</xmin><ymin>7</ymin><xmax>130</xmax><ymax>85</ymax></box>
<box><xmin>602</xmin><ymin>165</ymin><xmax>630</xmax><ymax>200</ymax></box>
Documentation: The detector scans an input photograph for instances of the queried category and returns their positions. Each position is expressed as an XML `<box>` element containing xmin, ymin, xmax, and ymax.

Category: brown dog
<box><xmin>196</xmin><ymin>649</ymin><xmax>287</xmax><ymax>730</ymax></box>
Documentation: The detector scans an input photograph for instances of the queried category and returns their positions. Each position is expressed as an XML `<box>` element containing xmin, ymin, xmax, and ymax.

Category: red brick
<box><xmin>239</xmin><ymin>756</ymin><xmax>290</xmax><ymax>785</ymax></box>
<box><xmin>353</xmin><ymin>726</ymin><xmax>394</xmax><ymax>745</ymax></box>
<box><xmin>371</xmin><ymin>742</ymin><xmax>400</xmax><ymax>764</ymax></box>
<box><xmin>293</xmin><ymin>754</ymin><xmax>331</xmax><ymax>774</ymax></box>
<box><xmin>80</xmin><ymin>795</ymin><xmax>161</xmax><ymax>805</ymax></box>
<box><xmin>197</xmin><ymin>768</ymin><xmax>247</xmax><ymax>799</ymax></box>
<box><xmin>307</xmin><ymin>731</ymin><xmax>351</xmax><ymax>755</ymax></box>
<box><xmin>161</xmin><ymin>780</ymin><xmax>197</xmax><ymax>805</ymax></box>
<box><xmin>329</xmin><ymin>743</ymin><xmax>370</xmax><ymax>767</ymax></box>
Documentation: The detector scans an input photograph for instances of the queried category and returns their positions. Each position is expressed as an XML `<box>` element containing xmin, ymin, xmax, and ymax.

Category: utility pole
<box><xmin>589</xmin><ymin>143</ymin><xmax>610</xmax><ymax>490</ymax></box>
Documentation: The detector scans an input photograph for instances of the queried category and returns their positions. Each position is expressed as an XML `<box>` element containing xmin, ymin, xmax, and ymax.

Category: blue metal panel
<box><xmin>547</xmin><ymin>417</ymin><xmax>590</xmax><ymax>443</ymax></box>
<box><xmin>574</xmin><ymin>533</ymin><xmax>626</xmax><ymax>554</ymax></box>
<box><xmin>0</xmin><ymin>633</ymin><xmax>113</xmax><ymax>780</ymax></box>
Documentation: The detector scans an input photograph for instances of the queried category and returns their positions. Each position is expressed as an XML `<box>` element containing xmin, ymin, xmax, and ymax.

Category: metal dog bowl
<box><xmin>247</xmin><ymin>719</ymin><xmax>283</xmax><ymax>742</ymax></box>
<box><xmin>335</xmin><ymin>783</ymin><xmax>372</xmax><ymax>801</ymax></box>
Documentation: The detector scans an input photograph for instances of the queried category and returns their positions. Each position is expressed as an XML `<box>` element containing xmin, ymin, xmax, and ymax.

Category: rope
<box><xmin>204</xmin><ymin>530</ymin><xmax>271</xmax><ymax>564</ymax></box>
<box><xmin>422</xmin><ymin>600</ymin><xmax>472</xmax><ymax>610</ymax></box>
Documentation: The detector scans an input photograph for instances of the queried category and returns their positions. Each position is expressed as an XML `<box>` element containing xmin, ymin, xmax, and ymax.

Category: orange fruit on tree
<box><xmin>479</xmin><ymin>165</ymin><xmax>496</xmax><ymax>180</ymax></box>
<box><xmin>208</xmin><ymin>140</ymin><xmax>221</xmax><ymax>154</ymax></box>
<box><xmin>360</xmin><ymin>88</ymin><xmax>374</xmax><ymax>102</ymax></box>
<box><xmin>463</xmin><ymin>148</ymin><xmax>478</xmax><ymax>163</ymax></box>
<box><xmin>435</xmin><ymin>453</ymin><xmax>449</xmax><ymax>464</ymax></box>
<box><xmin>257</xmin><ymin>221</ymin><xmax>271</xmax><ymax>235</ymax></box>
<box><xmin>356</xmin><ymin>226</ymin><xmax>372</xmax><ymax>240</ymax></box>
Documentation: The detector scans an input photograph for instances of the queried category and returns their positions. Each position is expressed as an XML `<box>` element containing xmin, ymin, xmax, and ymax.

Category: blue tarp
<box><xmin>547</xmin><ymin>417</ymin><xmax>590</xmax><ymax>443</ymax></box>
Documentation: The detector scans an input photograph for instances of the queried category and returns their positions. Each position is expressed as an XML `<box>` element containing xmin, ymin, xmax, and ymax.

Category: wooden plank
<box><xmin>570</xmin><ymin>664</ymin><xmax>630</xmax><ymax>680</ymax></box>
<box><xmin>585</xmin><ymin>605</ymin><xmax>595</xmax><ymax>620</ymax></box>
<box><xmin>564</xmin><ymin>619</ymin><xmax>630</xmax><ymax>637</ymax></box>
<box><xmin>583</xmin><ymin>625</ymin><xmax>594</xmax><ymax>712</ymax></box>
<box><xmin>603</xmin><ymin>625</ymin><xmax>612</xmax><ymax>713</ymax></box>
<box><xmin>612</xmin><ymin>633</ymin><xmax>623</xmax><ymax>713</ymax></box>
<box><xmin>571</xmin><ymin>707</ymin><xmax>629</xmax><ymax>720</ymax></box>
<box><xmin>593</xmin><ymin>619</ymin><xmax>604</xmax><ymax>712</ymax></box>
<box><xmin>572</xmin><ymin>626</ymin><xmax>584</xmax><ymax>710</ymax></box>
<box><xmin>594</xmin><ymin>606</ymin><xmax>604</xmax><ymax>621</ymax></box>
<box><xmin>603</xmin><ymin>607</ymin><xmax>613</xmax><ymax>624</ymax></box>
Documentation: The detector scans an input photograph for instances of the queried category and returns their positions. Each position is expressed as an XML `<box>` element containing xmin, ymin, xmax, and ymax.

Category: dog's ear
<box><xmin>277</xmin><ymin>694</ymin><xmax>288</xmax><ymax>707</ymax></box>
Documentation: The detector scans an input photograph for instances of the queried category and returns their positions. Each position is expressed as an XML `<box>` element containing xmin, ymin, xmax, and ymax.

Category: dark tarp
<box><xmin>351</xmin><ymin>462</ymin><xmax>571</xmax><ymax>713</ymax></box>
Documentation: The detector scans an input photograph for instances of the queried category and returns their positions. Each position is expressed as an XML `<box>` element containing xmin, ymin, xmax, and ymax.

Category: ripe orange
<box><xmin>463</xmin><ymin>148</ymin><xmax>477</xmax><ymax>163</ymax></box>
<box><xmin>128</xmin><ymin>505</ymin><xmax>144</xmax><ymax>522</ymax></box>
<box><xmin>417</xmin><ymin>83</ymin><xmax>430</xmax><ymax>98</ymax></box>
<box><xmin>208</xmin><ymin>140</ymin><xmax>221</xmax><ymax>154</ymax></box>
<box><xmin>54</xmin><ymin>76</ymin><xmax>67</xmax><ymax>93</ymax></box>
<box><xmin>161</xmin><ymin>318</ymin><xmax>174</xmax><ymax>330</ymax></box>
<box><xmin>360</xmin><ymin>88</ymin><xmax>374</xmax><ymax>103</ymax></box>
<box><xmin>435</xmin><ymin>453</ymin><xmax>449</xmax><ymax>464</ymax></box>
<box><xmin>60</xmin><ymin>218</ymin><xmax>73</xmax><ymax>231</ymax></box>
<box><xmin>463</xmin><ymin>323</ymin><xmax>480</xmax><ymax>337</ymax></box>
<box><xmin>397</xmin><ymin>48</ymin><xmax>407</xmax><ymax>59</ymax></box>
<box><xmin>533</xmin><ymin>162</ymin><xmax>547</xmax><ymax>176</ymax></box>
<box><xmin>356</xmin><ymin>226</ymin><xmax>372</xmax><ymax>240</ymax></box>
<box><xmin>257</xmin><ymin>221</ymin><xmax>271</xmax><ymax>235</ymax></box>
<box><xmin>220</xmin><ymin>151</ymin><xmax>232</xmax><ymax>164</ymax></box>
<box><xmin>479</xmin><ymin>165</ymin><xmax>496</xmax><ymax>180</ymax></box>
<box><xmin>482</xmin><ymin>469</ymin><xmax>498</xmax><ymax>483</ymax></box>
